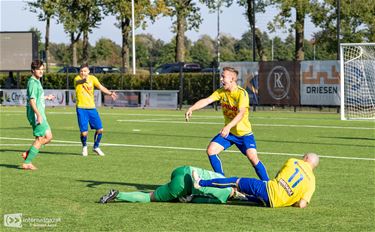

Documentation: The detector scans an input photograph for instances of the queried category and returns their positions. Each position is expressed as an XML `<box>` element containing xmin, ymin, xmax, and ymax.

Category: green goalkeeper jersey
<box><xmin>153</xmin><ymin>166</ymin><xmax>232</xmax><ymax>203</ymax></box>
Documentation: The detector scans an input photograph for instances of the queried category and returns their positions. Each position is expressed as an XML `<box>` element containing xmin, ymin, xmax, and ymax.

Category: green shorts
<box><xmin>153</xmin><ymin>166</ymin><xmax>192</xmax><ymax>202</ymax></box>
<box><xmin>153</xmin><ymin>166</ymin><xmax>232</xmax><ymax>203</ymax></box>
<box><xmin>32</xmin><ymin>120</ymin><xmax>51</xmax><ymax>137</ymax></box>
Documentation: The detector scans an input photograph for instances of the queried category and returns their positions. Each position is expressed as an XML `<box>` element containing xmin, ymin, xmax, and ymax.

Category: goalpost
<box><xmin>340</xmin><ymin>43</ymin><xmax>375</xmax><ymax>120</ymax></box>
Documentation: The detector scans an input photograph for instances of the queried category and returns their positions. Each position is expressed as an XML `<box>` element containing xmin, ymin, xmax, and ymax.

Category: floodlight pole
<box><xmin>132</xmin><ymin>0</ymin><xmax>136</xmax><ymax>74</ymax></box>
<box><xmin>216</xmin><ymin>1</ymin><xmax>220</xmax><ymax>65</ymax></box>
<box><xmin>336</xmin><ymin>0</ymin><xmax>340</xmax><ymax>60</ymax></box>
<box><xmin>252</xmin><ymin>0</ymin><xmax>256</xmax><ymax>61</ymax></box>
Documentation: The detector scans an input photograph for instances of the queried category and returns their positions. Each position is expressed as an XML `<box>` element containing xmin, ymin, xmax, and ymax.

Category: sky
<box><xmin>0</xmin><ymin>0</ymin><xmax>319</xmax><ymax>46</ymax></box>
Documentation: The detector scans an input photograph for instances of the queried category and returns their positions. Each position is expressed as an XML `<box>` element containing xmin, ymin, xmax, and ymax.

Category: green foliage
<box><xmin>190</xmin><ymin>35</ymin><xmax>216</xmax><ymax>67</ymax></box>
<box><xmin>91</xmin><ymin>38</ymin><xmax>122</xmax><ymax>66</ymax></box>
<box><xmin>310</xmin><ymin>0</ymin><xmax>375</xmax><ymax>55</ymax></box>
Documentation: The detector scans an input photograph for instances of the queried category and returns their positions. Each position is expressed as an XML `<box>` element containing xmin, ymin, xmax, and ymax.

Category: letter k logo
<box><xmin>274</xmin><ymin>72</ymin><xmax>284</xmax><ymax>88</ymax></box>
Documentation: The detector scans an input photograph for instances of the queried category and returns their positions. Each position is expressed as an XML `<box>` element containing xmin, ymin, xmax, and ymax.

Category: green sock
<box><xmin>24</xmin><ymin>146</ymin><xmax>39</xmax><ymax>164</ymax></box>
<box><xmin>116</xmin><ymin>192</ymin><xmax>151</xmax><ymax>203</ymax></box>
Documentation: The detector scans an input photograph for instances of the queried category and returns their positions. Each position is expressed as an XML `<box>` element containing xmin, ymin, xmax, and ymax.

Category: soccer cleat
<box><xmin>99</xmin><ymin>189</ymin><xmax>119</xmax><ymax>204</ymax></box>
<box><xmin>192</xmin><ymin>170</ymin><xmax>201</xmax><ymax>189</ymax></box>
<box><xmin>21</xmin><ymin>150</ymin><xmax>29</xmax><ymax>160</ymax></box>
<box><xmin>82</xmin><ymin>146</ymin><xmax>88</xmax><ymax>156</ymax></box>
<box><xmin>93</xmin><ymin>147</ymin><xmax>105</xmax><ymax>156</ymax></box>
<box><xmin>22</xmin><ymin>163</ymin><xmax>37</xmax><ymax>170</ymax></box>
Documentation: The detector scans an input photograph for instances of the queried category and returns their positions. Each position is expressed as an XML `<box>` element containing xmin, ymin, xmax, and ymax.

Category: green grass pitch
<box><xmin>1</xmin><ymin>106</ymin><xmax>374</xmax><ymax>231</ymax></box>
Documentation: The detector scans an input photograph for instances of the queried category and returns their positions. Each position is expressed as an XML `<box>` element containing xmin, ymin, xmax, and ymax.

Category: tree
<box><xmin>90</xmin><ymin>38</ymin><xmax>121</xmax><ymax>66</ymax></box>
<box><xmin>57</xmin><ymin>0</ymin><xmax>103</xmax><ymax>65</ymax></box>
<box><xmin>218</xmin><ymin>34</ymin><xmax>237</xmax><ymax>61</ymax></box>
<box><xmin>103</xmin><ymin>0</ymin><xmax>169</xmax><ymax>73</ymax></box>
<box><xmin>310</xmin><ymin>0</ymin><xmax>375</xmax><ymax>56</ymax></box>
<box><xmin>270</xmin><ymin>0</ymin><xmax>314</xmax><ymax>61</ymax></box>
<box><xmin>165</xmin><ymin>0</ymin><xmax>206</xmax><ymax>62</ymax></box>
<box><xmin>27</xmin><ymin>0</ymin><xmax>58</xmax><ymax>72</ymax></box>
<box><xmin>190</xmin><ymin>35</ymin><xmax>215</xmax><ymax>67</ymax></box>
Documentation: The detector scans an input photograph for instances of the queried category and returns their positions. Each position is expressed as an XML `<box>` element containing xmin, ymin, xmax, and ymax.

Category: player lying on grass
<box><xmin>100</xmin><ymin>165</ymin><xmax>247</xmax><ymax>204</ymax></box>
<box><xmin>192</xmin><ymin>152</ymin><xmax>319</xmax><ymax>208</ymax></box>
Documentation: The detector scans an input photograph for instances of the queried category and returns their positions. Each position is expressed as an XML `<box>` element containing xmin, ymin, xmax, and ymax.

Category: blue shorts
<box><xmin>238</xmin><ymin>178</ymin><xmax>270</xmax><ymax>207</ymax></box>
<box><xmin>211</xmin><ymin>133</ymin><xmax>257</xmax><ymax>155</ymax></box>
<box><xmin>76</xmin><ymin>108</ymin><xmax>103</xmax><ymax>132</ymax></box>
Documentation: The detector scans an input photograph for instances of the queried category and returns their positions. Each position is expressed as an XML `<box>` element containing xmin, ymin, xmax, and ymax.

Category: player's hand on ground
<box><xmin>178</xmin><ymin>195</ymin><xmax>193</xmax><ymax>203</ymax></box>
<box><xmin>185</xmin><ymin>109</ymin><xmax>192</xmax><ymax>122</ymax></box>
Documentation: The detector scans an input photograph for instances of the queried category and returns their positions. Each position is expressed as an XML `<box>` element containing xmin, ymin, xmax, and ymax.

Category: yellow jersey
<box><xmin>209</xmin><ymin>86</ymin><xmax>251</xmax><ymax>136</ymax></box>
<box><xmin>267</xmin><ymin>158</ymin><xmax>316</xmax><ymax>208</ymax></box>
<box><xmin>74</xmin><ymin>75</ymin><xmax>101</xmax><ymax>109</ymax></box>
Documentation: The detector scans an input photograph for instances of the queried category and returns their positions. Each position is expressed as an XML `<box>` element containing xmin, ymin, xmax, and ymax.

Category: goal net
<box><xmin>340</xmin><ymin>43</ymin><xmax>375</xmax><ymax>120</ymax></box>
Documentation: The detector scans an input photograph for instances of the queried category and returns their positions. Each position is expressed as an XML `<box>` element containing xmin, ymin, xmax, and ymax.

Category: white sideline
<box><xmin>117</xmin><ymin>119</ymin><xmax>374</xmax><ymax>130</ymax></box>
<box><xmin>1</xmin><ymin>137</ymin><xmax>374</xmax><ymax>161</ymax></box>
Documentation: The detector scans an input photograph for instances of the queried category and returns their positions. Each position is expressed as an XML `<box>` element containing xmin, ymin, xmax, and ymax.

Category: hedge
<box><xmin>0</xmin><ymin>72</ymin><xmax>219</xmax><ymax>105</ymax></box>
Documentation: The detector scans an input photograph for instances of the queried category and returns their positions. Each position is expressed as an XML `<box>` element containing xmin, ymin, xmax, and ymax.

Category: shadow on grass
<box><xmin>77</xmin><ymin>179</ymin><xmax>160</xmax><ymax>190</ymax></box>
<box><xmin>0</xmin><ymin>127</ymin><xmax>30</xmax><ymax>130</ymax></box>
<box><xmin>0</xmin><ymin>149</ymin><xmax>80</xmax><ymax>156</ymax></box>
<box><xmin>320</xmin><ymin>136</ymin><xmax>375</xmax><ymax>141</ymax></box>
<box><xmin>0</xmin><ymin>163</ymin><xmax>23</xmax><ymax>169</ymax></box>
<box><xmin>257</xmin><ymin>138</ymin><xmax>375</xmax><ymax>148</ymax></box>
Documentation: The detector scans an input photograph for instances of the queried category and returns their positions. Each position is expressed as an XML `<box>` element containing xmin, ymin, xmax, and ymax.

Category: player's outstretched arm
<box><xmin>185</xmin><ymin>97</ymin><xmax>214</xmax><ymax>121</ymax></box>
<box><xmin>97</xmin><ymin>84</ymin><xmax>118</xmax><ymax>100</ymax></box>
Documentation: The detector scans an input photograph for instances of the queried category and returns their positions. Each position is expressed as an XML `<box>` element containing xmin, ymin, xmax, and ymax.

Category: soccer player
<box><xmin>185</xmin><ymin>66</ymin><xmax>269</xmax><ymax>180</ymax></box>
<box><xmin>99</xmin><ymin>166</ymin><xmax>236</xmax><ymax>204</ymax></box>
<box><xmin>193</xmin><ymin>152</ymin><xmax>319</xmax><ymax>208</ymax></box>
<box><xmin>22</xmin><ymin>60</ymin><xmax>55</xmax><ymax>170</ymax></box>
<box><xmin>74</xmin><ymin>64</ymin><xmax>117</xmax><ymax>156</ymax></box>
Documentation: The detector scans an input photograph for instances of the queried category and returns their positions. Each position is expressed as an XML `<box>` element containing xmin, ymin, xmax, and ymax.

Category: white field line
<box><xmin>116</xmin><ymin>119</ymin><xmax>374</xmax><ymax>130</ymax></box>
<box><xmin>1</xmin><ymin>137</ymin><xmax>374</xmax><ymax>161</ymax></box>
<box><xmin>0</xmin><ymin>110</ymin><xmax>364</xmax><ymax>121</ymax></box>
<box><xmin>0</xmin><ymin>111</ymin><xmax>375</xmax><ymax>125</ymax></box>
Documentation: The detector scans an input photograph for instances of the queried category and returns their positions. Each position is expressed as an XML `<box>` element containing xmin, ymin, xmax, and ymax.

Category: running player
<box><xmin>185</xmin><ymin>66</ymin><xmax>268</xmax><ymax>180</ymax></box>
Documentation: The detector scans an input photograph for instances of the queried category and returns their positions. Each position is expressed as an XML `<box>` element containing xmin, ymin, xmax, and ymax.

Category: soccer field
<box><xmin>0</xmin><ymin>106</ymin><xmax>374</xmax><ymax>231</ymax></box>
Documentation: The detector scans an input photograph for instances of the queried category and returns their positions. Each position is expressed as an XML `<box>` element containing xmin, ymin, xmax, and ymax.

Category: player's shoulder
<box><xmin>236</xmin><ymin>86</ymin><xmax>248</xmax><ymax>96</ymax></box>
<box><xmin>88</xmin><ymin>74</ymin><xmax>98</xmax><ymax>79</ymax></box>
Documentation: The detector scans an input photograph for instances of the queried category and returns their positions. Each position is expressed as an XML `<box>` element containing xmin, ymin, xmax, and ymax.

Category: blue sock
<box><xmin>94</xmin><ymin>132</ymin><xmax>102</xmax><ymax>149</ymax></box>
<box><xmin>208</xmin><ymin>154</ymin><xmax>224</xmax><ymax>176</ymax></box>
<box><xmin>254</xmin><ymin>161</ymin><xmax>269</xmax><ymax>181</ymax></box>
<box><xmin>199</xmin><ymin>177</ymin><xmax>239</xmax><ymax>188</ymax></box>
<box><xmin>80</xmin><ymin>135</ymin><xmax>87</xmax><ymax>147</ymax></box>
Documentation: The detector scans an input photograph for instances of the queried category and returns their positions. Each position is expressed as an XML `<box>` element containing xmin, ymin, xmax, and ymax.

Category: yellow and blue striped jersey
<box><xmin>209</xmin><ymin>86</ymin><xmax>251</xmax><ymax>136</ymax></box>
<box><xmin>267</xmin><ymin>158</ymin><xmax>316</xmax><ymax>208</ymax></box>
<box><xmin>74</xmin><ymin>75</ymin><xmax>100</xmax><ymax>109</ymax></box>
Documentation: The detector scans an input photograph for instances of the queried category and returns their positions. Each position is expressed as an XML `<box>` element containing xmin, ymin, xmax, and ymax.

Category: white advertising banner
<box><xmin>44</xmin><ymin>90</ymin><xmax>66</xmax><ymax>106</ymax></box>
<box><xmin>141</xmin><ymin>90</ymin><xmax>178</xmax><ymax>109</ymax></box>
<box><xmin>2</xmin><ymin>89</ymin><xmax>66</xmax><ymax>106</ymax></box>
<box><xmin>300</xmin><ymin>61</ymin><xmax>341</xmax><ymax>106</ymax></box>
<box><xmin>2</xmin><ymin>89</ymin><xmax>27</xmax><ymax>106</ymax></box>
<box><xmin>68</xmin><ymin>90</ymin><xmax>101</xmax><ymax>107</ymax></box>
<box><xmin>104</xmin><ymin>91</ymin><xmax>139</xmax><ymax>107</ymax></box>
